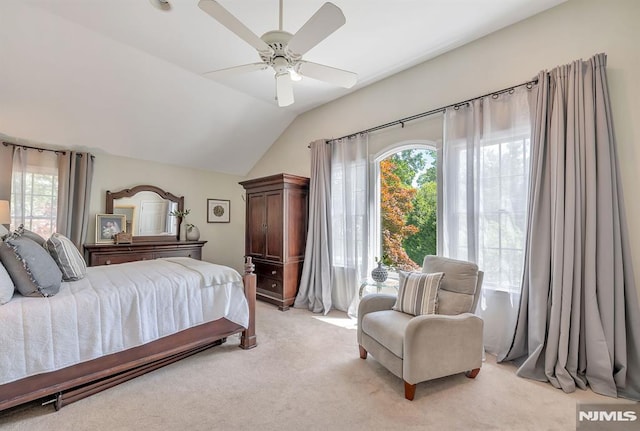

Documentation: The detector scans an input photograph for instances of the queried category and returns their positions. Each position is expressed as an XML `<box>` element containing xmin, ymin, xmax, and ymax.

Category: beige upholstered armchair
<box><xmin>357</xmin><ymin>256</ymin><xmax>484</xmax><ymax>400</ymax></box>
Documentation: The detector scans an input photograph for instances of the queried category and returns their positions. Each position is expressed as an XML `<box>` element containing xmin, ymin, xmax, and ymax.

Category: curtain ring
<box><xmin>491</xmin><ymin>93</ymin><xmax>499</xmax><ymax>99</ymax></box>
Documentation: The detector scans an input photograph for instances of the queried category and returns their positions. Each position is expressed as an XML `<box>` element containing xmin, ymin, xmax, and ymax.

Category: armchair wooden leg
<box><xmin>404</xmin><ymin>381</ymin><xmax>416</xmax><ymax>401</ymax></box>
<box><xmin>359</xmin><ymin>345</ymin><xmax>368</xmax><ymax>359</ymax></box>
<box><xmin>465</xmin><ymin>368</ymin><xmax>480</xmax><ymax>379</ymax></box>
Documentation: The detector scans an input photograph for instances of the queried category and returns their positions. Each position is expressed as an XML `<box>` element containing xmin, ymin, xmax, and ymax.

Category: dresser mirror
<box><xmin>105</xmin><ymin>185</ymin><xmax>184</xmax><ymax>242</ymax></box>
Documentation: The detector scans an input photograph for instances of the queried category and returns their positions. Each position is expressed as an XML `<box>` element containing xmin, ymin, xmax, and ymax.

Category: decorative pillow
<box><xmin>0</xmin><ymin>237</ymin><xmax>62</xmax><ymax>297</ymax></box>
<box><xmin>3</xmin><ymin>224</ymin><xmax>47</xmax><ymax>246</ymax></box>
<box><xmin>0</xmin><ymin>262</ymin><xmax>14</xmax><ymax>305</ymax></box>
<box><xmin>44</xmin><ymin>233</ymin><xmax>87</xmax><ymax>281</ymax></box>
<box><xmin>392</xmin><ymin>271</ymin><xmax>445</xmax><ymax>316</ymax></box>
<box><xmin>22</xmin><ymin>228</ymin><xmax>47</xmax><ymax>246</ymax></box>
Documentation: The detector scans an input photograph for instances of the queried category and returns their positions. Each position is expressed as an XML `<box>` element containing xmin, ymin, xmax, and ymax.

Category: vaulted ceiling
<box><xmin>0</xmin><ymin>0</ymin><xmax>564</xmax><ymax>175</ymax></box>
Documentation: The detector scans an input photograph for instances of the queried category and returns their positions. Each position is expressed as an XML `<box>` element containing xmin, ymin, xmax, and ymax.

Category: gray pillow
<box><xmin>0</xmin><ymin>262</ymin><xmax>14</xmax><ymax>305</ymax></box>
<box><xmin>22</xmin><ymin>228</ymin><xmax>47</xmax><ymax>246</ymax></box>
<box><xmin>2</xmin><ymin>224</ymin><xmax>47</xmax><ymax>246</ymax></box>
<box><xmin>0</xmin><ymin>237</ymin><xmax>62</xmax><ymax>297</ymax></box>
<box><xmin>44</xmin><ymin>233</ymin><xmax>87</xmax><ymax>281</ymax></box>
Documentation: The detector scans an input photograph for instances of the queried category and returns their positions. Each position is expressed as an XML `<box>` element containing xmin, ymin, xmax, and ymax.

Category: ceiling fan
<box><xmin>198</xmin><ymin>0</ymin><xmax>358</xmax><ymax>107</ymax></box>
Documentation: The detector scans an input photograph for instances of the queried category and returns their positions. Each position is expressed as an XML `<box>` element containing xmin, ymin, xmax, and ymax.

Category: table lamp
<box><xmin>0</xmin><ymin>200</ymin><xmax>10</xmax><ymax>235</ymax></box>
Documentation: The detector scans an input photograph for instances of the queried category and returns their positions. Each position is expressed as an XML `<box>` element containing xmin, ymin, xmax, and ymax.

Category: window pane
<box><xmin>480</xmin><ymin>213</ymin><xmax>500</xmax><ymax>249</ymax></box>
<box><xmin>32</xmin><ymin>174</ymin><xmax>54</xmax><ymax>195</ymax></box>
<box><xmin>501</xmin><ymin>248</ymin><xmax>524</xmax><ymax>293</ymax></box>
<box><xmin>11</xmin><ymin>165</ymin><xmax>58</xmax><ymax>238</ymax></box>
<box><xmin>482</xmin><ymin>248</ymin><xmax>500</xmax><ymax>287</ymax></box>
<box><xmin>501</xmin><ymin>212</ymin><xmax>526</xmax><ymax>249</ymax></box>
<box><xmin>476</xmin><ymin>134</ymin><xmax>529</xmax><ymax>293</ymax></box>
<box><xmin>379</xmin><ymin>147</ymin><xmax>437</xmax><ymax>270</ymax></box>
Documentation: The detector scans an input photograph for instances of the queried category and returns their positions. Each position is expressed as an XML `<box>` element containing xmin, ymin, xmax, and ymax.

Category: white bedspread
<box><xmin>0</xmin><ymin>258</ymin><xmax>249</xmax><ymax>386</ymax></box>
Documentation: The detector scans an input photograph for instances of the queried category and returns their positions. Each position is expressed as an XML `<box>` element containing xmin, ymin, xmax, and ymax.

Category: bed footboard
<box><xmin>0</xmin><ymin>257</ymin><xmax>258</xmax><ymax>412</ymax></box>
<box><xmin>240</xmin><ymin>256</ymin><xmax>257</xmax><ymax>349</ymax></box>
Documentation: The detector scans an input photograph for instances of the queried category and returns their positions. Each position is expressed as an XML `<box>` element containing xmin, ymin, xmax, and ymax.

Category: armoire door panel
<box><xmin>265</xmin><ymin>191</ymin><xmax>283</xmax><ymax>261</ymax></box>
<box><xmin>286</xmin><ymin>189</ymin><xmax>309</xmax><ymax>261</ymax></box>
<box><xmin>247</xmin><ymin>193</ymin><xmax>266</xmax><ymax>257</ymax></box>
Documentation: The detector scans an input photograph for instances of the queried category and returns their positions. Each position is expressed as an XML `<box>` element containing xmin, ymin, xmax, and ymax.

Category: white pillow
<box><xmin>0</xmin><ymin>261</ymin><xmax>15</xmax><ymax>305</ymax></box>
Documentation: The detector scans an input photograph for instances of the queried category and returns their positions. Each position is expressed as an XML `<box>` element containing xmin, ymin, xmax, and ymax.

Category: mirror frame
<box><xmin>105</xmin><ymin>185</ymin><xmax>184</xmax><ymax>242</ymax></box>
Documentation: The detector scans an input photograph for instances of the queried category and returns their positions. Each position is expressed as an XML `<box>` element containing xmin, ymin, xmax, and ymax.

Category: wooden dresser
<box><xmin>84</xmin><ymin>240</ymin><xmax>207</xmax><ymax>267</ymax></box>
<box><xmin>240</xmin><ymin>173</ymin><xmax>309</xmax><ymax>311</ymax></box>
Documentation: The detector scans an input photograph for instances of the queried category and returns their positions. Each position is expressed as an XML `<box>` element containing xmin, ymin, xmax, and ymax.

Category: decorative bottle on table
<box><xmin>371</xmin><ymin>258</ymin><xmax>388</xmax><ymax>283</ymax></box>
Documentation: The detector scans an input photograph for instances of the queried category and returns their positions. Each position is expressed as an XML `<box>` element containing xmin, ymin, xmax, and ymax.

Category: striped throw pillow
<box><xmin>392</xmin><ymin>271</ymin><xmax>445</xmax><ymax>316</ymax></box>
<box><xmin>44</xmin><ymin>233</ymin><xmax>87</xmax><ymax>281</ymax></box>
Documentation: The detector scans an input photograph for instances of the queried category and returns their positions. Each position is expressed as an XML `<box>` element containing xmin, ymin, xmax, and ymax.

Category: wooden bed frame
<box><xmin>0</xmin><ymin>259</ymin><xmax>257</xmax><ymax>412</ymax></box>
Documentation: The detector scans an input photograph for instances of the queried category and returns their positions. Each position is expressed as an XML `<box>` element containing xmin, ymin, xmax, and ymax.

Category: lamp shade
<box><xmin>0</xmin><ymin>200</ymin><xmax>10</xmax><ymax>224</ymax></box>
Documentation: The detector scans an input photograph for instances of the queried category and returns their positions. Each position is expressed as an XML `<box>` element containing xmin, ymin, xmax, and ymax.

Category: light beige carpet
<box><xmin>0</xmin><ymin>301</ymin><xmax>618</xmax><ymax>431</ymax></box>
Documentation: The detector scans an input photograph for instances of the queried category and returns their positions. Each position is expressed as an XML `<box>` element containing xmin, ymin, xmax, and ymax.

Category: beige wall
<box><xmin>91</xmin><ymin>154</ymin><xmax>246</xmax><ymax>273</ymax></box>
<box><xmin>247</xmin><ymin>0</ymin><xmax>640</xmax><ymax>297</ymax></box>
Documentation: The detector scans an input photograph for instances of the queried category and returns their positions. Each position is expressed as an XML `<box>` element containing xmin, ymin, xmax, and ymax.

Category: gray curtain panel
<box><xmin>0</xmin><ymin>143</ymin><xmax>12</xmax><ymax>202</ymax></box>
<box><xmin>57</xmin><ymin>151</ymin><xmax>94</xmax><ymax>248</ymax></box>
<box><xmin>501</xmin><ymin>53</ymin><xmax>640</xmax><ymax>401</ymax></box>
<box><xmin>294</xmin><ymin>139</ymin><xmax>333</xmax><ymax>314</ymax></box>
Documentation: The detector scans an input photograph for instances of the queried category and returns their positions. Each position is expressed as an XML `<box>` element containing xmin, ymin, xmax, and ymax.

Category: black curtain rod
<box><xmin>3</xmin><ymin>141</ymin><xmax>67</xmax><ymax>155</ymax></box>
<box><xmin>325</xmin><ymin>78</ymin><xmax>538</xmax><ymax>144</ymax></box>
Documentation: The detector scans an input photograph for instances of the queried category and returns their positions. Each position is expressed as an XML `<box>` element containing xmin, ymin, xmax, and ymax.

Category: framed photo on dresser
<box><xmin>96</xmin><ymin>214</ymin><xmax>126</xmax><ymax>243</ymax></box>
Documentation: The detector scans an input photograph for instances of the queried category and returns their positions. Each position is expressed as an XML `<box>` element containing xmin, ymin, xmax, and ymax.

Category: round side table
<box><xmin>359</xmin><ymin>278</ymin><xmax>399</xmax><ymax>298</ymax></box>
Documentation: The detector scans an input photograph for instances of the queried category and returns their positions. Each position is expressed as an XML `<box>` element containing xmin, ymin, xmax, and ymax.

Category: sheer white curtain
<box><xmin>11</xmin><ymin>146</ymin><xmax>59</xmax><ymax>236</ymax></box>
<box><xmin>331</xmin><ymin>134</ymin><xmax>370</xmax><ymax>317</ymax></box>
<box><xmin>441</xmin><ymin>87</ymin><xmax>531</xmax><ymax>357</ymax></box>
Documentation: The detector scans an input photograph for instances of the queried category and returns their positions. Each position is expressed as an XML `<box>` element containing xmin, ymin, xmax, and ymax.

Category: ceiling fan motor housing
<box><xmin>260</xmin><ymin>30</ymin><xmax>300</xmax><ymax>72</ymax></box>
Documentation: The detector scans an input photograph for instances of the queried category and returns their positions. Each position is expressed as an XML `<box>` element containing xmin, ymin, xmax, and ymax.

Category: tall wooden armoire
<box><xmin>239</xmin><ymin>173</ymin><xmax>309</xmax><ymax>311</ymax></box>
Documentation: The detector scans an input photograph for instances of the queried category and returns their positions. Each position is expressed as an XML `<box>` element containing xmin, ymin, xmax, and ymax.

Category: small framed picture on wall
<box><xmin>207</xmin><ymin>199</ymin><xmax>230</xmax><ymax>223</ymax></box>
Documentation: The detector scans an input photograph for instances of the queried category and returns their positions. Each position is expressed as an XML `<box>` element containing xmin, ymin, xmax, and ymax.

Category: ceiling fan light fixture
<box><xmin>275</xmin><ymin>72</ymin><xmax>294</xmax><ymax>107</ymax></box>
<box><xmin>289</xmin><ymin>68</ymin><xmax>302</xmax><ymax>82</ymax></box>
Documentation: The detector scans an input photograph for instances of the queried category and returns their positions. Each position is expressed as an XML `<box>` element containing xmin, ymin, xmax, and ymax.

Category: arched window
<box><xmin>372</xmin><ymin>140</ymin><xmax>439</xmax><ymax>274</ymax></box>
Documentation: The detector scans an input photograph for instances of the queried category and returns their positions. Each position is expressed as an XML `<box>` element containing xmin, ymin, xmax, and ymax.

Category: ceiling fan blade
<box><xmin>203</xmin><ymin>62</ymin><xmax>268</xmax><ymax>79</ymax></box>
<box><xmin>198</xmin><ymin>0</ymin><xmax>274</xmax><ymax>55</ymax></box>
<box><xmin>275</xmin><ymin>73</ymin><xmax>294</xmax><ymax>107</ymax></box>
<box><xmin>286</xmin><ymin>2</ymin><xmax>346</xmax><ymax>57</ymax></box>
<box><xmin>298</xmin><ymin>61</ymin><xmax>357</xmax><ymax>88</ymax></box>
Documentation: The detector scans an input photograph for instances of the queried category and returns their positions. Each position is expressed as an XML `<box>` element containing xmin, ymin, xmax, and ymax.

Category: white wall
<box><xmin>91</xmin><ymin>154</ymin><xmax>246</xmax><ymax>273</ymax></box>
<box><xmin>247</xmin><ymin>0</ymin><xmax>640</xmax><ymax>299</ymax></box>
